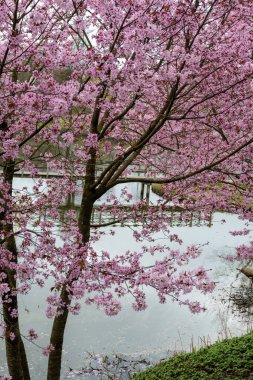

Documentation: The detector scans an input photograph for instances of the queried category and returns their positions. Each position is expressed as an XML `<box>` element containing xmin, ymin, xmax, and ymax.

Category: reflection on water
<box><xmin>61</xmin><ymin>182</ymin><xmax>213</xmax><ymax>228</ymax></box>
<box><xmin>65</xmin><ymin>352</ymin><xmax>169</xmax><ymax>379</ymax></box>
<box><xmin>1</xmin><ymin>179</ymin><xmax>253</xmax><ymax>379</ymax></box>
<box><xmin>228</xmin><ymin>279</ymin><xmax>253</xmax><ymax>319</ymax></box>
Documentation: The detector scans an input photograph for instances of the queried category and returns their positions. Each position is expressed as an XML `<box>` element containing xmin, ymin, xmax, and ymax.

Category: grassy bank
<box><xmin>132</xmin><ymin>331</ymin><xmax>253</xmax><ymax>380</ymax></box>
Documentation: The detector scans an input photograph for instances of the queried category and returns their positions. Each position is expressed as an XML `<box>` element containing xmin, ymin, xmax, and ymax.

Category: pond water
<box><xmin>1</xmin><ymin>179</ymin><xmax>253</xmax><ymax>379</ymax></box>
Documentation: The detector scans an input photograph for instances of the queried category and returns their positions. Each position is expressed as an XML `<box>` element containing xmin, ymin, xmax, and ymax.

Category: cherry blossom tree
<box><xmin>0</xmin><ymin>0</ymin><xmax>253</xmax><ymax>379</ymax></box>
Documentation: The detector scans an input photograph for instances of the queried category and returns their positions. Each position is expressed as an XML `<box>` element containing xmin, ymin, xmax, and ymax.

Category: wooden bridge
<box><xmin>8</xmin><ymin>162</ymin><xmax>149</xmax><ymax>179</ymax></box>
<box><xmin>7</xmin><ymin>165</ymin><xmax>214</xmax><ymax>227</ymax></box>
<box><xmin>59</xmin><ymin>202</ymin><xmax>213</xmax><ymax>228</ymax></box>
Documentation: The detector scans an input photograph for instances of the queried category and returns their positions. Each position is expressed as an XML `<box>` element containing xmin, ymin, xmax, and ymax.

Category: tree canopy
<box><xmin>0</xmin><ymin>1</ymin><xmax>253</xmax><ymax>379</ymax></box>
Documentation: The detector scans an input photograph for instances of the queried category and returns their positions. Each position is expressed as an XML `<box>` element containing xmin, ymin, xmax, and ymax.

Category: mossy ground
<box><xmin>132</xmin><ymin>331</ymin><xmax>253</xmax><ymax>380</ymax></box>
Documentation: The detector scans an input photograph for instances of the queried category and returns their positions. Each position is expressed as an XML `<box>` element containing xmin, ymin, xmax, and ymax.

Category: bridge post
<box><xmin>140</xmin><ymin>184</ymin><xmax>144</xmax><ymax>200</ymax></box>
<box><xmin>189</xmin><ymin>212</ymin><xmax>193</xmax><ymax>227</ymax></box>
<box><xmin>146</xmin><ymin>184</ymin><xmax>150</xmax><ymax>205</ymax></box>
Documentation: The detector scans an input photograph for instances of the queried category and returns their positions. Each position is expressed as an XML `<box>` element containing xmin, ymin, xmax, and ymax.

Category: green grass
<box><xmin>151</xmin><ymin>184</ymin><xmax>165</xmax><ymax>196</ymax></box>
<box><xmin>132</xmin><ymin>331</ymin><xmax>253</xmax><ymax>380</ymax></box>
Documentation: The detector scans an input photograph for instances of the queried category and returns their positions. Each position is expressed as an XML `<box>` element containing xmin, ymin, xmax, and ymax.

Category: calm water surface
<box><xmin>1</xmin><ymin>179</ymin><xmax>253</xmax><ymax>379</ymax></box>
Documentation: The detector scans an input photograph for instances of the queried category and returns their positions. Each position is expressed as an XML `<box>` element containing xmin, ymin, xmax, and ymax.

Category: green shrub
<box><xmin>132</xmin><ymin>331</ymin><xmax>253</xmax><ymax>380</ymax></box>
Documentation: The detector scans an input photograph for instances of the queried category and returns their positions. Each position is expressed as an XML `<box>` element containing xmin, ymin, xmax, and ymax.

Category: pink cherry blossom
<box><xmin>1</xmin><ymin>1</ymin><xmax>253</xmax><ymax>379</ymax></box>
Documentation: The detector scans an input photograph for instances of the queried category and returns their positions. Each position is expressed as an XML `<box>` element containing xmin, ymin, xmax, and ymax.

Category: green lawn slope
<box><xmin>132</xmin><ymin>331</ymin><xmax>253</xmax><ymax>380</ymax></box>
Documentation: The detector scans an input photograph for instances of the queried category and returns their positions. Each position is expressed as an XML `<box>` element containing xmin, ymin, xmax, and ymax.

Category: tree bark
<box><xmin>3</xmin><ymin>270</ymin><xmax>30</xmax><ymax>380</ymax></box>
<box><xmin>47</xmin><ymin>194</ymin><xmax>95</xmax><ymax>380</ymax></box>
<box><xmin>1</xmin><ymin>161</ymin><xmax>30</xmax><ymax>380</ymax></box>
<box><xmin>46</xmin><ymin>285</ymin><xmax>71</xmax><ymax>380</ymax></box>
<box><xmin>47</xmin><ymin>92</ymin><xmax>101</xmax><ymax>379</ymax></box>
<box><xmin>47</xmin><ymin>145</ymin><xmax>97</xmax><ymax>380</ymax></box>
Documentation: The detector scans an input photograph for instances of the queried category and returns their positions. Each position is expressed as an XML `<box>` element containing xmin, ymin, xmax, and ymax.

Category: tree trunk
<box><xmin>46</xmin><ymin>285</ymin><xmax>71</xmax><ymax>380</ymax></box>
<box><xmin>47</xmin><ymin>193</ymin><xmax>95</xmax><ymax>380</ymax></box>
<box><xmin>1</xmin><ymin>161</ymin><xmax>30</xmax><ymax>380</ymax></box>
<box><xmin>47</xmin><ymin>110</ymin><xmax>99</xmax><ymax>380</ymax></box>
<box><xmin>3</xmin><ymin>270</ymin><xmax>30</xmax><ymax>380</ymax></box>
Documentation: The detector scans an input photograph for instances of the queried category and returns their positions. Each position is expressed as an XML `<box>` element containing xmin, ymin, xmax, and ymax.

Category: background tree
<box><xmin>0</xmin><ymin>0</ymin><xmax>253</xmax><ymax>379</ymax></box>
